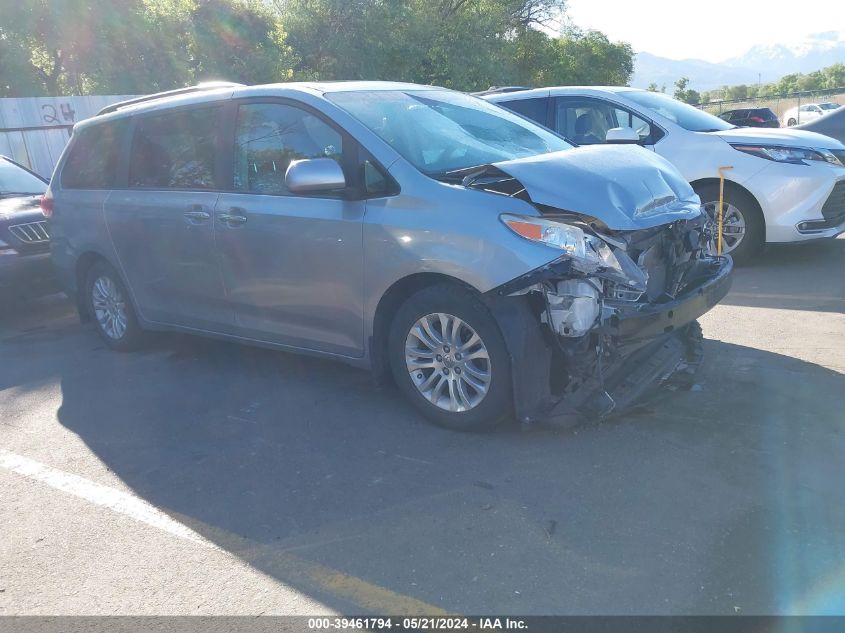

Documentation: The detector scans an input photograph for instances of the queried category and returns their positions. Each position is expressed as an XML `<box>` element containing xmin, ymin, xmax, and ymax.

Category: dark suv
<box><xmin>719</xmin><ymin>107</ymin><xmax>780</xmax><ymax>128</ymax></box>
<box><xmin>0</xmin><ymin>156</ymin><xmax>50</xmax><ymax>255</ymax></box>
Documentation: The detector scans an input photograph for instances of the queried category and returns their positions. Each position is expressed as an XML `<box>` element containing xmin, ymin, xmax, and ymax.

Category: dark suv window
<box><xmin>61</xmin><ymin>120</ymin><xmax>127</xmax><ymax>190</ymax></box>
<box><xmin>128</xmin><ymin>108</ymin><xmax>220</xmax><ymax>189</ymax></box>
<box><xmin>234</xmin><ymin>103</ymin><xmax>343</xmax><ymax>195</ymax></box>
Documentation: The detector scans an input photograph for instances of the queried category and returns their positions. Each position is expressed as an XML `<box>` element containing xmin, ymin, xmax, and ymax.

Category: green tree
<box><xmin>725</xmin><ymin>84</ymin><xmax>747</xmax><ymax>100</ymax></box>
<box><xmin>277</xmin><ymin>0</ymin><xmax>574</xmax><ymax>90</ymax></box>
<box><xmin>673</xmin><ymin>77</ymin><xmax>700</xmax><ymax>105</ymax></box>
<box><xmin>1</xmin><ymin>0</ymin><xmax>637</xmax><ymax>97</ymax></box>
<box><xmin>822</xmin><ymin>63</ymin><xmax>845</xmax><ymax>89</ymax></box>
<box><xmin>647</xmin><ymin>82</ymin><xmax>658</xmax><ymax>92</ymax></box>
<box><xmin>544</xmin><ymin>28</ymin><xmax>633</xmax><ymax>86</ymax></box>
<box><xmin>0</xmin><ymin>0</ymin><xmax>295</xmax><ymax>96</ymax></box>
<box><xmin>189</xmin><ymin>0</ymin><xmax>295</xmax><ymax>85</ymax></box>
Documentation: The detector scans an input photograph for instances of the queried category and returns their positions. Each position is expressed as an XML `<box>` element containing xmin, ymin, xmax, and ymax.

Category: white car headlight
<box><xmin>731</xmin><ymin>144</ymin><xmax>843</xmax><ymax>167</ymax></box>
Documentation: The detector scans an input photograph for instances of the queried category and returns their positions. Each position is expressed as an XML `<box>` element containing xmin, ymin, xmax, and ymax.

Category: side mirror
<box><xmin>605</xmin><ymin>127</ymin><xmax>641</xmax><ymax>144</ymax></box>
<box><xmin>285</xmin><ymin>158</ymin><xmax>346</xmax><ymax>193</ymax></box>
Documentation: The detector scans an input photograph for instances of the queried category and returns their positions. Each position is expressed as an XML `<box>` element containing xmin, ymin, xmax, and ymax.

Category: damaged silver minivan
<box><xmin>47</xmin><ymin>81</ymin><xmax>732</xmax><ymax>430</ymax></box>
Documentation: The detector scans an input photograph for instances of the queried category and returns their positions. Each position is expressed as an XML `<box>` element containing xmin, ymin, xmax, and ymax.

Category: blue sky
<box><xmin>566</xmin><ymin>0</ymin><xmax>845</xmax><ymax>62</ymax></box>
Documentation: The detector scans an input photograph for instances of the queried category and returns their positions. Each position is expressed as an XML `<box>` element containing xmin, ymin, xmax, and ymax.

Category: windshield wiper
<box><xmin>426</xmin><ymin>165</ymin><xmax>484</xmax><ymax>184</ymax></box>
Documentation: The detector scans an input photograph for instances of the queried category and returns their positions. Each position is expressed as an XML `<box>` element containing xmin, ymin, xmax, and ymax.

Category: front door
<box><xmin>106</xmin><ymin>106</ymin><xmax>232</xmax><ymax>330</ymax></box>
<box><xmin>214</xmin><ymin>101</ymin><xmax>365</xmax><ymax>356</ymax></box>
<box><xmin>553</xmin><ymin>97</ymin><xmax>659</xmax><ymax>149</ymax></box>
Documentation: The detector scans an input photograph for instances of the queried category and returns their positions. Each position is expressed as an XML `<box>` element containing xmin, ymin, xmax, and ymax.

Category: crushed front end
<box><xmin>466</xmin><ymin>155</ymin><xmax>733</xmax><ymax>426</ymax></box>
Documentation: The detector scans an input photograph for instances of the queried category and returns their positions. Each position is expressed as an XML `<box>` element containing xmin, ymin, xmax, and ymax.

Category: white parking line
<box><xmin>0</xmin><ymin>448</ymin><xmax>446</xmax><ymax>614</ymax></box>
<box><xmin>0</xmin><ymin>448</ymin><xmax>216</xmax><ymax>549</ymax></box>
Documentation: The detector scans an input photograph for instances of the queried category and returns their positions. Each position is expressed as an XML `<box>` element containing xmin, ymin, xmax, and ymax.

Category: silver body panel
<box><xmin>49</xmin><ymin>81</ymin><xmax>708</xmax><ymax>371</ymax></box>
<box><xmin>213</xmin><ymin>192</ymin><xmax>366</xmax><ymax>356</ymax></box>
<box><xmin>105</xmin><ymin>190</ymin><xmax>229</xmax><ymax>330</ymax></box>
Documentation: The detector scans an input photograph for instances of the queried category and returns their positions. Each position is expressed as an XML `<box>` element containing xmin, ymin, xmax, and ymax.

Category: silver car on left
<box><xmin>47</xmin><ymin>81</ymin><xmax>731</xmax><ymax>431</ymax></box>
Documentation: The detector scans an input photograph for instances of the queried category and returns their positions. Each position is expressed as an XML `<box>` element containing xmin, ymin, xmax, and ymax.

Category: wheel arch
<box><xmin>74</xmin><ymin>250</ymin><xmax>137</xmax><ymax>323</ymax></box>
<box><xmin>74</xmin><ymin>251</ymin><xmax>115</xmax><ymax>321</ymax></box>
<box><xmin>369</xmin><ymin>272</ymin><xmax>483</xmax><ymax>387</ymax></box>
<box><xmin>690</xmin><ymin>177</ymin><xmax>765</xmax><ymax>226</ymax></box>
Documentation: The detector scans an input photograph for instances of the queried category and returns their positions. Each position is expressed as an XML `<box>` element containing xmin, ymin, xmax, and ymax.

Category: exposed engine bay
<box><xmin>456</xmin><ymin>163</ymin><xmax>734</xmax><ymax>425</ymax></box>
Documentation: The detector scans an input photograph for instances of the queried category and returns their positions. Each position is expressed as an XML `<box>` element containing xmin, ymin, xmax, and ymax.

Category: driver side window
<box><xmin>613</xmin><ymin>107</ymin><xmax>655</xmax><ymax>142</ymax></box>
<box><xmin>554</xmin><ymin>97</ymin><xmax>660</xmax><ymax>145</ymax></box>
<box><xmin>555</xmin><ymin>99</ymin><xmax>614</xmax><ymax>145</ymax></box>
<box><xmin>234</xmin><ymin>103</ymin><xmax>343</xmax><ymax>195</ymax></box>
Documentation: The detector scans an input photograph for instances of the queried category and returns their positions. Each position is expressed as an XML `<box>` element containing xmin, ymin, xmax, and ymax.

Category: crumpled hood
<box><xmin>709</xmin><ymin>126</ymin><xmax>845</xmax><ymax>150</ymax></box>
<box><xmin>492</xmin><ymin>145</ymin><xmax>701</xmax><ymax>231</ymax></box>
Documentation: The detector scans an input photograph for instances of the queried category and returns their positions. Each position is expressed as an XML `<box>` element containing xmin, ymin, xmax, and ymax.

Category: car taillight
<box><xmin>40</xmin><ymin>194</ymin><xmax>54</xmax><ymax>218</ymax></box>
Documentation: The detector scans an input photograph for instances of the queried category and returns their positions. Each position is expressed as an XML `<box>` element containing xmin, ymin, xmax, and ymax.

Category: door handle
<box><xmin>184</xmin><ymin>205</ymin><xmax>210</xmax><ymax>223</ymax></box>
<box><xmin>217</xmin><ymin>208</ymin><xmax>248</xmax><ymax>226</ymax></box>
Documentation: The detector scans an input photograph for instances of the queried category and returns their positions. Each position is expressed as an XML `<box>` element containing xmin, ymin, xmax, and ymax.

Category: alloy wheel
<box><xmin>405</xmin><ymin>313</ymin><xmax>492</xmax><ymax>412</ymax></box>
<box><xmin>702</xmin><ymin>200</ymin><xmax>746</xmax><ymax>255</ymax></box>
<box><xmin>91</xmin><ymin>275</ymin><xmax>128</xmax><ymax>340</ymax></box>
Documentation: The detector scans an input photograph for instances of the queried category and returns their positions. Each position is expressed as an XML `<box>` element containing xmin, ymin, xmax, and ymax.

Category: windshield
<box><xmin>328</xmin><ymin>89</ymin><xmax>571</xmax><ymax>175</ymax></box>
<box><xmin>819</xmin><ymin>103</ymin><xmax>840</xmax><ymax>111</ymax></box>
<box><xmin>620</xmin><ymin>90</ymin><xmax>734</xmax><ymax>132</ymax></box>
<box><xmin>0</xmin><ymin>158</ymin><xmax>47</xmax><ymax>195</ymax></box>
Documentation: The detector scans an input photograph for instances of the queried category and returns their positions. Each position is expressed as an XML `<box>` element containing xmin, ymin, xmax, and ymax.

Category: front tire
<box><xmin>86</xmin><ymin>261</ymin><xmax>145</xmax><ymax>351</ymax></box>
<box><xmin>388</xmin><ymin>283</ymin><xmax>512</xmax><ymax>431</ymax></box>
<box><xmin>694</xmin><ymin>183</ymin><xmax>764</xmax><ymax>265</ymax></box>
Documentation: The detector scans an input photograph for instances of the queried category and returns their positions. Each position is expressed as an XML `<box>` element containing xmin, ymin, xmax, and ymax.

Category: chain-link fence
<box><xmin>699</xmin><ymin>87</ymin><xmax>845</xmax><ymax>127</ymax></box>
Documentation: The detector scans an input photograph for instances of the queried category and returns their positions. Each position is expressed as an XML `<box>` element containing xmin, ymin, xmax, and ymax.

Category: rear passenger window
<box><xmin>61</xmin><ymin>120</ymin><xmax>127</xmax><ymax>189</ymax></box>
<box><xmin>128</xmin><ymin>108</ymin><xmax>219</xmax><ymax>189</ymax></box>
<box><xmin>234</xmin><ymin>103</ymin><xmax>343</xmax><ymax>195</ymax></box>
<box><xmin>501</xmin><ymin>98</ymin><xmax>548</xmax><ymax>127</ymax></box>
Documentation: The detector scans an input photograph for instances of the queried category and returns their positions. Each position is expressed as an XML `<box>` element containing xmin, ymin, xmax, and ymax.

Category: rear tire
<box><xmin>694</xmin><ymin>183</ymin><xmax>764</xmax><ymax>265</ymax></box>
<box><xmin>387</xmin><ymin>283</ymin><xmax>512</xmax><ymax>431</ymax></box>
<box><xmin>787</xmin><ymin>118</ymin><xmax>797</xmax><ymax>126</ymax></box>
<box><xmin>85</xmin><ymin>261</ymin><xmax>145</xmax><ymax>351</ymax></box>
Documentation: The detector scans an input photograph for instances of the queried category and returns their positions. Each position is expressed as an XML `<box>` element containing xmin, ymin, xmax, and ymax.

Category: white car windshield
<box><xmin>328</xmin><ymin>89</ymin><xmax>572</xmax><ymax>175</ymax></box>
<box><xmin>621</xmin><ymin>90</ymin><xmax>734</xmax><ymax>133</ymax></box>
<box><xmin>819</xmin><ymin>103</ymin><xmax>840</xmax><ymax>111</ymax></box>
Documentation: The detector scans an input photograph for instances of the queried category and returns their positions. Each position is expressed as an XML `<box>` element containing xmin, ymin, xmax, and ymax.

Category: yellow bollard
<box><xmin>717</xmin><ymin>166</ymin><xmax>734</xmax><ymax>256</ymax></box>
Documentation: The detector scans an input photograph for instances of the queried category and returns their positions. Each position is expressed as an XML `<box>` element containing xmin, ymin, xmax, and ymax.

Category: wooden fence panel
<box><xmin>0</xmin><ymin>95</ymin><xmax>136</xmax><ymax>176</ymax></box>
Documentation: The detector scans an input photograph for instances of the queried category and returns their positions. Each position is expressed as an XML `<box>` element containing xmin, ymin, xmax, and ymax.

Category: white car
<box><xmin>483</xmin><ymin>87</ymin><xmax>845</xmax><ymax>262</ymax></box>
<box><xmin>783</xmin><ymin>102</ymin><xmax>841</xmax><ymax>127</ymax></box>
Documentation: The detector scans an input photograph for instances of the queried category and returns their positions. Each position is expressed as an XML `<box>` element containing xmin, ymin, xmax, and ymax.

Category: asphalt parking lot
<box><xmin>1</xmin><ymin>241</ymin><xmax>844</xmax><ymax>616</ymax></box>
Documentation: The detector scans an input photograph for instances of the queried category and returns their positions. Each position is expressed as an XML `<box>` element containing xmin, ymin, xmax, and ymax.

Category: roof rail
<box><xmin>96</xmin><ymin>82</ymin><xmax>245</xmax><ymax>116</ymax></box>
<box><xmin>472</xmin><ymin>86</ymin><xmax>532</xmax><ymax>96</ymax></box>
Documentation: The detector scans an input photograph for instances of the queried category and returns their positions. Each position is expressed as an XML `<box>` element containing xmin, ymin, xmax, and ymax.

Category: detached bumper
<box><xmin>603</xmin><ymin>256</ymin><xmax>733</xmax><ymax>341</ymax></box>
<box><xmin>486</xmin><ymin>256</ymin><xmax>733</xmax><ymax>427</ymax></box>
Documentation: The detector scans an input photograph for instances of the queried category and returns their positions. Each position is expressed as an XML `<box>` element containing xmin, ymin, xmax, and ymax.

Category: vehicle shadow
<box><xmin>721</xmin><ymin>237</ymin><xmax>845</xmax><ymax>313</ymax></box>
<box><xmin>46</xmin><ymin>327</ymin><xmax>845</xmax><ymax>614</ymax></box>
<box><xmin>0</xmin><ymin>251</ymin><xmax>63</xmax><ymax>315</ymax></box>
<box><xmin>0</xmin><ymin>251</ymin><xmax>75</xmax><ymax>393</ymax></box>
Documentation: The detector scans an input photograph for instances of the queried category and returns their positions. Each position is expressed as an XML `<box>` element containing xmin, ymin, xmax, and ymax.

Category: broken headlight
<box><xmin>500</xmin><ymin>214</ymin><xmax>647</xmax><ymax>291</ymax></box>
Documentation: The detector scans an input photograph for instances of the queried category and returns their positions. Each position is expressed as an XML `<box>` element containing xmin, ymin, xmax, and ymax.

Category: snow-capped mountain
<box><xmin>632</xmin><ymin>53</ymin><xmax>759</xmax><ymax>91</ymax></box>
<box><xmin>632</xmin><ymin>31</ymin><xmax>845</xmax><ymax>91</ymax></box>
<box><xmin>725</xmin><ymin>31</ymin><xmax>845</xmax><ymax>75</ymax></box>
